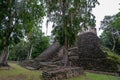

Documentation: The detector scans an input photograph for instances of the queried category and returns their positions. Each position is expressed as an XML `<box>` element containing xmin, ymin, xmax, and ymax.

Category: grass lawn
<box><xmin>86</xmin><ymin>72</ymin><xmax>120</xmax><ymax>80</ymax></box>
<box><xmin>67</xmin><ymin>72</ymin><xmax>120</xmax><ymax>80</ymax></box>
<box><xmin>0</xmin><ymin>63</ymin><xmax>42</xmax><ymax>80</ymax></box>
<box><xmin>0</xmin><ymin>63</ymin><xmax>120</xmax><ymax>80</ymax></box>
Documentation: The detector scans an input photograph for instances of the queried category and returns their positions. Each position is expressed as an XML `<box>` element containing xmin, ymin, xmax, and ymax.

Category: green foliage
<box><xmin>0</xmin><ymin>0</ymin><xmax>45</xmax><ymax>48</ymax></box>
<box><xmin>100</xmin><ymin>31</ymin><xmax>115</xmax><ymax>50</ymax></box>
<box><xmin>9</xmin><ymin>31</ymin><xmax>50</xmax><ymax>61</ymax></box>
<box><xmin>100</xmin><ymin>13</ymin><xmax>120</xmax><ymax>54</ymax></box>
<box><xmin>112</xmin><ymin>12</ymin><xmax>120</xmax><ymax>30</ymax></box>
<box><xmin>26</xmin><ymin>26</ymin><xmax>50</xmax><ymax>59</ymax></box>
<box><xmin>0</xmin><ymin>0</ymin><xmax>45</xmax><ymax>63</ymax></box>
<box><xmin>45</xmin><ymin>0</ymin><xmax>99</xmax><ymax>47</ymax></box>
<box><xmin>9</xmin><ymin>41</ymin><xmax>28</xmax><ymax>61</ymax></box>
<box><xmin>32</xmin><ymin>36</ymin><xmax>50</xmax><ymax>58</ymax></box>
<box><xmin>103</xmin><ymin>47</ymin><xmax>120</xmax><ymax>64</ymax></box>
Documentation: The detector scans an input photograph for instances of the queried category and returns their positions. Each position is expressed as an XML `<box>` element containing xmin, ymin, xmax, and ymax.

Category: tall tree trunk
<box><xmin>62</xmin><ymin>0</ymin><xmax>68</xmax><ymax>66</ymax></box>
<box><xmin>0</xmin><ymin>46</ymin><xmax>9</xmax><ymax>66</ymax></box>
<box><xmin>64</xmin><ymin>21</ymin><xmax>68</xmax><ymax>66</ymax></box>
<box><xmin>0</xmin><ymin>0</ymin><xmax>14</xmax><ymax>67</ymax></box>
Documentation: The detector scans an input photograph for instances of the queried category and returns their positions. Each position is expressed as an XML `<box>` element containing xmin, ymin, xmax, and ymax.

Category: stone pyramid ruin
<box><xmin>69</xmin><ymin>32</ymin><xmax>118</xmax><ymax>72</ymax></box>
<box><xmin>21</xmin><ymin>32</ymin><xmax>119</xmax><ymax>72</ymax></box>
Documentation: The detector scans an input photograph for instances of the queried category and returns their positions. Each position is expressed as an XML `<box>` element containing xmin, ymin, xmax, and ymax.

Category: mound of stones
<box><xmin>69</xmin><ymin>32</ymin><xmax>118</xmax><ymax>72</ymax></box>
<box><xmin>21</xmin><ymin>32</ymin><xmax>119</xmax><ymax>74</ymax></box>
<box><xmin>42</xmin><ymin>67</ymin><xmax>84</xmax><ymax>80</ymax></box>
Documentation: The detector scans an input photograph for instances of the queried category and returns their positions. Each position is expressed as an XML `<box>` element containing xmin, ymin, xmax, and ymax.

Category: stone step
<box><xmin>42</xmin><ymin>67</ymin><xmax>84</xmax><ymax>80</ymax></box>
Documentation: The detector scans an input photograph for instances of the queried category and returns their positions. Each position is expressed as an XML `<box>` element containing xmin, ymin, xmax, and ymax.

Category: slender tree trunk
<box><xmin>111</xmin><ymin>33</ymin><xmax>116</xmax><ymax>51</ymax></box>
<box><xmin>0</xmin><ymin>46</ymin><xmax>9</xmax><ymax>66</ymax></box>
<box><xmin>27</xmin><ymin>45</ymin><xmax>33</xmax><ymax>60</ymax></box>
<box><xmin>112</xmin><ymin>42</ymin><xmax>116</xmax><ymax>51</ymax></box>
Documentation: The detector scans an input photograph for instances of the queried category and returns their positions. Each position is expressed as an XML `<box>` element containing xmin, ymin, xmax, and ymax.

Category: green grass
<box><xmin>0</xmin><ymin>63</ymin><xmax>120</xmax><ymax>80</ymax></box>
<box><xmin>0</xmin><ymin>63</ymin><xmax>42</xmax><ymax>80</ymax></box>
<box><xmin>86</xmin><ymin>72</ymin><xmax>120</xmax><ymax>80</ymax></box>
<box><xmin>66</xmin><ymin>76</ymin><xmax>86</xmax><ymax>80</ymax></box>
<box><xmin>67</xmin><ymin>72</ymin><xmax>120</xmax><ymax>80</ymax></box>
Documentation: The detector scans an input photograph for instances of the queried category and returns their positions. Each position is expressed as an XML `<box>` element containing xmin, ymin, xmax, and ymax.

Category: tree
<box><xmin>9</xmin><ymin>40</ymin><xmax>28</xmax><ymax>61</ymax></box>
<box><xmin>100</xmin><ymin>16</ymin><xmax>117</xmax><ymax>51</ymax></box>
<box><xmin>112</xmin><ymin>12</ymin><xmax>120</xmax><ymax>35</ymax></box>
<box><xmin>44</xmin><ymin>0</ymin><xmax>99</xmax><ymax>66</ymax></box>
<box><xmin>0</xmin><ymin>0</ymin><xmax>45</xmax><ymax>66</ymax></box>
<box><xmin>9</xmin><ymin>32</ymin><xmax>50</xmax><ymax>61</ymax></box>
<box><xmin>100</xmin><ymin>13</ymin><xmax>120</xmax><ymax>54</ymax></box>
<box><xmin>26</xmin><ymin>26</ymin><xmax>50</xmax><ymax>59</ymax></box>
<box><xmin>100</xmin><ymin>31</ymin><xmax>120</xmax><ymax>55</ymax></box>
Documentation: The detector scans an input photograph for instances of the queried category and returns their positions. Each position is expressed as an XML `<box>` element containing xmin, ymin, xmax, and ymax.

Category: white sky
<box><xmin>42</xmin><ymin>18</ymin><xmax>53</xmax><ymax>36</ymax></box>
<box><xmin>42</xmin><ymin>0</ymin><xmax>120</xmax><ymax>36</ymax></box>
<box><xmin>92</xmin><ymin>0</ymin><xmax>120</xmax><ymax>36</ymax></box>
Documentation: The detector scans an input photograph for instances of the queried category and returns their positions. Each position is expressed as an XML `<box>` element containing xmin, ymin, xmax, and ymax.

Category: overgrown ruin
<box><xmin>70</xmin><ymin>32</ymin><xmax>118</xmax><ymax>72</ymax></box>
<box><xmin>21</xmin><ymin>32</ymin><xmax>119</xmax><ymax>80</ymax></box>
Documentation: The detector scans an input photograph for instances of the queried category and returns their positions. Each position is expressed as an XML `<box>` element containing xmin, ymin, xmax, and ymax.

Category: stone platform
<box><xmin>42</xmin><ymin>67</ymin><xmax>83</xmax><ymax>80</ymax></box>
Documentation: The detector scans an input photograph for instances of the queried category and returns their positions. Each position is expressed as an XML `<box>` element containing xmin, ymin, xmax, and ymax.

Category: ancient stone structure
<box><xmin>20</xmin><ymin>42</ymin><xmax>62</xmax><ymax>69</ymax></box>
<box><xmin>35</xmin><ymin>42</ymin><xmax>61</xmax><ymax>62</ymax></box>
<box><xmin>21</xmin><ymin>32</ymin><xmax>119</xmax><ymax>77</ymax></box>
<box><xmin>70</xmin><ymin>32</ymin><xmax>118</xmax><ymax>72</ymax></box>
<box><xmin>42</xmin><ymin>67</ymin><xmax>83</xmax><ymax>80</ymax></box>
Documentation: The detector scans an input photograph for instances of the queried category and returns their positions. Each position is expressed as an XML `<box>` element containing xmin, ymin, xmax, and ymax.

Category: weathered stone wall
<box><xmin>78</xmin><ymin>58</ymin><xmax>118</xmax><ymax>71</ymax></box>
<box><xmin>73</xmin><ymin>32</ymin><xmax>118</xmax><ymax>72</ymax></box>
<box><xmin>42</xmin><ymin>67</ymin><xmax>83</xmax><ymax>80</ymax></box>
<box><xmin>77</xmin><ymin>32</ymin><xmax>106</xmax><ymax>58</ymax></box>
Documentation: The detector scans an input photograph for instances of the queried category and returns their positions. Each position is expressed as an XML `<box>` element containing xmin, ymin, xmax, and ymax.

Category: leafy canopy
<box><xmin>44</xmin><ymin>0</ymin><xmax>99</xmax><ymax>46</ymax></box>
<box><xmin>100</xmin><ymin>12</ymin><xmax>120</xmax><ymax>55</ymax></box>
<box><xmin>0</xmin><ymin>0</ymin><xmax>45</xmax><ymax>49</ymax></box>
